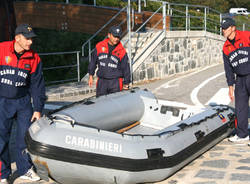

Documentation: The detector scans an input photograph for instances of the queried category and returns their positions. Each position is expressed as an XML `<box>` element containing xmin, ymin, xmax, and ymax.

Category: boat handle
<box><xmin>147</xmin><ymin>148</ymin><xmax>165</xmax><ymax>159</ymax></box>
<box><xmin>194</xmin><ymin>130</ymin><xmax>205</xmax><ymax>141</ymax></box>
<box><xmin>51</xmin><ymin>114</ymin><xmax>75</xmax><ymax>127</ymax></box>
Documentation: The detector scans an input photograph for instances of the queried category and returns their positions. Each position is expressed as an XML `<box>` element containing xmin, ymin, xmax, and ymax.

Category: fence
<box><xmin>81</xmin><ymin>6</ymin><xmax>128</xmax><ymax>60</ymax></box>
<box><xmin>28</xmin><ymin>0</ymin><xmax>249</xmax><ymax>85</ymax></box>
<box><xmin>39</xmin><ymin>51</ymin><xmax>80</xmax><ymax>85</ymax></box>
<box><xmin>149</xmin><ymin>0</ymin><xmax>249</xmax><ymax>34</ymax></box>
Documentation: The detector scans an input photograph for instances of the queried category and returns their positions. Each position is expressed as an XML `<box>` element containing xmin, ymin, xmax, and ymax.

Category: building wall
<box><xmin>133</xmin><ymin>31</ymin><xmax>225</xmax><ymax>82</ymax></box>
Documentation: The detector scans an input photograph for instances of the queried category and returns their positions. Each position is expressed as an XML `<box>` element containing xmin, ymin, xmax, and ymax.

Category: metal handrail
<box><xmin>131</xmin><ymin>15</ymin><xmax>163</xmax><ymax>49</ymax></box>
<box><xmin>46</xmin><ymin>78</ymin><xmax>78</xmax><ymax>85</ymax></box>
<box><xmin>30</xmin><ymin>0</ymin><xmax>247</xmax><ymax>85</ymax></box>
<box><xmin>123</xmin><ymin>5</ymin><xmax>163</xmax><ymax>47</ymax></box>
<box><xmin>81</xmin><ymin>6</ymin><xmax>127</xmax><ymax>57</ymax></box>
<box><xmin>171</xmin><ymin>8</ymin><xmax>186</xmax><ymax>15</ymax></box>
<box><xmin>39</xmin><ymin>51</ymin><xmax>79</xmax><ymax>56</ymax></box>
<box><xmin>135</xmin><ymin>6</ymin><xmax>163</xmax><ymax>33</ymax></box>
<box><xmin>43</xmin><ymin>64</ymin><xmax>77</xmax><ymax>70</ymax></box>
<box><xmin>132</xmin><ymin>17</ymin><xmax>163</xmax><ymax>65</ymax></box>
<box><xmin>39</xmin><ymin>51</ymin><xmax>81</xmax><ymax>84</ymax></box>
<box><xmin>84</xmin><ymin>18</ymin><xmax>128</xmax><ymax>63</ymax></box>
<box><xmin>150</xmin><ymin>0</ymin><xmax>209</xmax><ymax>9</ymax></box>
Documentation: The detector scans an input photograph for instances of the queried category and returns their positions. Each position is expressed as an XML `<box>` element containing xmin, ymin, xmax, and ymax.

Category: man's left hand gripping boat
<box><xmin>26</xmin><ymin>88</ymin><xmax>235</xmax><ymax>184</ymax></box>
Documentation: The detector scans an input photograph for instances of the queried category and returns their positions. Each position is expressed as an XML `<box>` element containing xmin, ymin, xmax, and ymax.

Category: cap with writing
<box><xmin>221</xmin><ymin>18</ymin><xmax>236</xmax><ymax>29</ymax></box>
<box><xmin>15</xmin><ymin>24</ymin><xmax>37</xmax><ymax>38</ymax></box>
<box><xmin>109</xmin><ymin>26</ymin><xmax>122</xmax><ymax>38</ymax></box>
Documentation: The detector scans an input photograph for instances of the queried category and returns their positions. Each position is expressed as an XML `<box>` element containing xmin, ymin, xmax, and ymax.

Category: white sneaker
<box><xmin>228</xmin><ymin>135</ymin><xmax>249</xmax><ymax>143</ymax></box>
<box><xmin>0</xmin><ymin>179</ymin><xmax>9</xmax><ymax>184</ymax></box>
<box><xmin>19</xmin><ymin>168</ymin><xmax>40</xmax><ymax>181</ymax></box>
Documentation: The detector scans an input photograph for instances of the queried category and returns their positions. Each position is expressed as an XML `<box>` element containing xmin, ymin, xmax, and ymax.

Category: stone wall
<box><xmin>133</xmin><ymin>31</ymin><xmax>225</xmax><ymax>82</ymax></box>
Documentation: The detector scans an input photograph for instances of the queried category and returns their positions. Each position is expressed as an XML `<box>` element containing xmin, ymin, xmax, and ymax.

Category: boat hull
<box><xmin>26</xmin><ymin>89</ymin><xmax>235</xmax><ymax>184</ymax></box>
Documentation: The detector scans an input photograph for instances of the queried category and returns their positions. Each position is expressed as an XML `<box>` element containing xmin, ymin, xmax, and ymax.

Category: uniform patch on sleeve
<box><xmin>5</xmin><ymin>56</ymin><xmax>11</xmax><ymax>64</ymax></box>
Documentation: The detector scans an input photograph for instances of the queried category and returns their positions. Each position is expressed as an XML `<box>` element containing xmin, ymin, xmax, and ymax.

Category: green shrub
<box><xmin>32</xmin><ymin>28</ymin><xmax>104</xmax><ymax>85</ymax></box>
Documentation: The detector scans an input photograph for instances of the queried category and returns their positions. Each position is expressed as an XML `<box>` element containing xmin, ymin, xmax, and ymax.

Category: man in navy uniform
<box><xmin>0</xmin><ymin>24</ymin><xmax>45</xmax><ymax>183</ymax></box>
<box><xmin>88</xmin><ymin>25</ymin><xmax>131</xmax><ymax>97</ymax></box>
<box><xmin>221</xmin><ymin>18</ymin><xmax>250</xmax><ymax>145</ymax></box>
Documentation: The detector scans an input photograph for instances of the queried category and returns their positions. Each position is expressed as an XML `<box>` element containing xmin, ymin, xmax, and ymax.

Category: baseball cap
<box><xmin>15</xmin><ymin>24</ymin><xmax>37</xmax><ymax>38</ymax></box>
<box><xmin>221</xmin><ymin>18</ymin><xmax>236</xmax><ymax>29</ymax></box>
<box><xmin>109</xmin><ymin>25</ymin><xmax>122</xmax><ymax>38</ymax></box>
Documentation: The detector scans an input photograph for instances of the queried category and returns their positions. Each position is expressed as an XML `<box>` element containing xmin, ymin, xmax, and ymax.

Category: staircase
<box><xmin>81</xmin><ymin>3</ymin><xmax>168</xmax><ymax>83</ymax></box>
<box><xmin>122</xmin><ymin>29</ymin><xmax>165</xmax><ymax>72</ymax></box>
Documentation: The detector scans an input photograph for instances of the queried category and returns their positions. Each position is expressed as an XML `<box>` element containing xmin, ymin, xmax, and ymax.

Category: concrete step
<box><xmin>122</xmin><ymin>30</ymin><xmax>161</xmax><ymax>59</ymax></box>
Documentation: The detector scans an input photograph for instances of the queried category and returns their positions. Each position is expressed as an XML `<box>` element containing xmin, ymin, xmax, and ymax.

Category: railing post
<box><xmin>219</xmin><ymin>13</ymin><xmax>222</xmax><ymax>36</ymax></box>
<box><xmin>88</xmin><ymin>41</ymin><xmax>91</xmax><ymax>63</ymax></box>
<box><xmin>189</xmin><ymin>15</ymin><xmax>190</xmax><ymax>31</ymax></box>
<box><xmin>163</xmin><ymin>2</ymin><xmax>166</xmax><ymax>36</ymax></box>
<box><xmin>127</xmin><ymin>2</ymin><xmax>132</xmax><ymax>83</ymax></box>
<box><xmin>94</xmin><ymin>0</ymin><xmax>96</xmax><ymax>6</ymax></box>
<box><xmin>186</xmin><ymin>5</ymin><xmax>188</xmax><ymax>35</ymax></box>
<box><xmin>77</xmin><ymin>51</ymin><xmax>80</xmax><ymax>82</ymax></box>
<box><xmin>167</xmin><ymin>2</ymin><xmax>171</xmax><ymax>31</ymax></box>
<box><xmin>243</xmin><ymin>23</ymin><xmax>245</xmax><ymax>31</ymax></box>
<box><xmin>82</xmin><ymin>45</ymin><xmax>84</xmax><ymax>57</ymax></box>
<box><xmin>167</xmin><ymin>2</ymin><xmax>170</xmax><ymax>15</ymax></box>
<box><xmin>204</xmin><ymin>7</ymin><xmax>207</xmax><ymax>32</ymax></box>
<box><xmin>66</xmin><ymin>0</ymin><xmax>69</xmax><ymax>4</ymax></box>
<box><xmin>132</xmin><ymin>7</ymin><xmax>135</xmax><ymax>30</ymax></box>
<box><xmin>138</xmin><ymin>0</ymin><xmax>141</xmax><ymax>13</ymax></box>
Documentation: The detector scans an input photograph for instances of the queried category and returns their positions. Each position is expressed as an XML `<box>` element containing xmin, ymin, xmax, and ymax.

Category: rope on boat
<box><xmin>51</xmin><ymin>114</ymin><xmax>75</xmax><ymax>127</ymax></box>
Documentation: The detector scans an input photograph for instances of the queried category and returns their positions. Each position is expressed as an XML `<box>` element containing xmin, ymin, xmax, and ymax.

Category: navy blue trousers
<box><xmin>96</xmin><ymin>78</ymin><xmax>123</xmax><ymax>97</ymax></box>
<box><xmin>235</xmin><ymin>75</ymin><xmax>250</xmax><ymax>138</ymax></box>
<box><xmin>0</xmin><ymin>95</ymin><xmax>33</xmax><ymax>179</ymax></box>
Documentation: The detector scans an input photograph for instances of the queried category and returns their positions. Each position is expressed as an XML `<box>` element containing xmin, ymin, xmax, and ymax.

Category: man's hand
<box><xmin>88</xmin><ymin>75</ymin><xmax>93</xmax><ymax>87</ymax></box>
<box><xmin>31</xmin><ymin>111</ymin><xmax>41</xmax><ymax>123</ymax></box>
<box><xmin>123</xmin><ymin>84</ymin><xmax>129</xmax><ymax>90</ymax></box>
<box><xmin>229</xmin><ymin>86</ymin><xmax>234</xmax><ymax>101</ymax></box>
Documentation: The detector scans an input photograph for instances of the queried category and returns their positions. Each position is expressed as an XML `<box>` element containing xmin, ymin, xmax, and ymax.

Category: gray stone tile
<box><xmin>229</xmin><ymin>153</ymin><xmax>242</xmax><ymax>157</ymax></box>
<box><xmin>217</xmin><ymin>140</ymin><xmax>231</xmax><ymax>145</ymax></box>
<box><xmin>210</xmin><ymin>146</ymin><xmax>225</xmax><ymax>151</ymax></box>
<box><xmin>195</xmin><ymin>170</ymin><xmax>225</xmax><ymax>179</ymax></box>
<box><xmin>201</xmin><ymin>159</ymin><xmax>229</xmax><ymax>168</ymax></box>
<box><xmin>236</xmin><ymin>148</ymin><xmax>250</xmax><ymax>153</ymax></box>
<box><xmin>230</xmin><ymin>173</ymin><xmax>250</xmax><ymax>181</ymax></box>
<box><xmin>209</xmin><ymin>152</ymin><xmax>222</xmax><ymax>158</ymax></box>
<box><xmin>236</xmin><ymin>166</ymin><xmax>250</xmax><ymax>170</ymax></box>
<box><xmin>176</xmin><ymin>173</ymin><xmax>186</xmax><ymax>178</ymax></box>
<box><xmin>168</xmin><ymin>180</ymin><xmax>178</xmax><ymax>184</ymax></box>
<box><xmin>238</xmin><ymin>157</ymin><xmax>250</xmax><ymax>164</ymax></box>
<box><xmin>193</xmin><ymin>182</ymin><xmax>217</xmax><ymax>184</ymax></box>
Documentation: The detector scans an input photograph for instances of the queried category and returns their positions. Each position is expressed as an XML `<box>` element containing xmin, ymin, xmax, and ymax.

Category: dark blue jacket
<box><xmin>88</xmin><ymin>38</ymin><xmax>131</xmax><ymax>85</ymax></box>
<box><xmin>0</xmin><ymin>41</ymin><xmax>46</xmax><ymax>112</ymax></box>
<box><xmin>223</xmin><ymin>30</ymin><xmax>250</xmax><ymax>86</ymax></box>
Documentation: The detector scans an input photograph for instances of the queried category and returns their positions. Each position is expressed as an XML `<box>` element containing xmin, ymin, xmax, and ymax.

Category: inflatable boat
<box><xmin>26</xmin><ymin>88</ymin><xmax>235</xmax><ymax>184</ymax></box>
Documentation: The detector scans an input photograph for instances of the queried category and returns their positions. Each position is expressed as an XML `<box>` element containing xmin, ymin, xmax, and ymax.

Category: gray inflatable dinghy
<box><xmin>26</xmin><ymin>88</ymin><xmax>235</xmax><ymax>184</ymax></box>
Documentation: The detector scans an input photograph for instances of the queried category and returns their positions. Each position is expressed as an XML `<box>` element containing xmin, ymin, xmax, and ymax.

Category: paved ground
<box><xmin>156</xmin><ymin>140</ymin><xmax>250</xmax><ymax>184</ymax></box>
<box><xmin>11</xmin><ymin>64</ymin><xmax>250</xmax><ymax>184</ymax></box>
